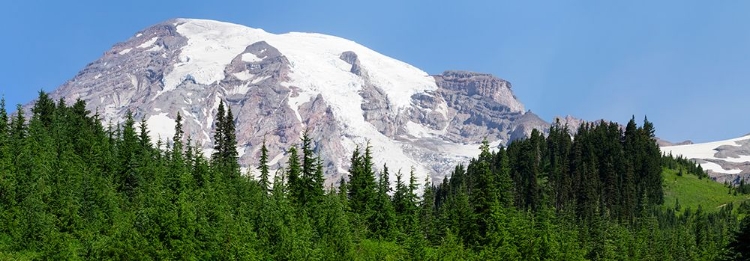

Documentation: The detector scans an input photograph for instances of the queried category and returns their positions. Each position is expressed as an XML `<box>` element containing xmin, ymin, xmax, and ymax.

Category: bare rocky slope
<box><xmin>40</xmin><ymin>18</ymin><xmax>553</xmax><ymax>185</ymax></box>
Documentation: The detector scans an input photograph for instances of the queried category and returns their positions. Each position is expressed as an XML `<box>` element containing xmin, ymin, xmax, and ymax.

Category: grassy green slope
<box><xmin>662</xmin><ymin>168</ymin><xmax>750</xmax><ymax>211</ymax></box>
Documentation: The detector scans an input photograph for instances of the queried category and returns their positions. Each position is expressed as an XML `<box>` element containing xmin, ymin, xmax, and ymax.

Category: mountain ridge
<box><xmin>37</xmin><ymin>18</ymin><xmax>553</xmax><ymax>184</ymax></box>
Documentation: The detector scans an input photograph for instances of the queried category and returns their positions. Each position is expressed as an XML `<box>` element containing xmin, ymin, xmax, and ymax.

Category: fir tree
<box><xmin>347</xmin><ymin>144</ymin><xmax>377</xmax><ymax>221</ymax></box>
<box><xmin>258</xmin><ymin>138</ymin><xmax>270</xmax><ymax>194</ymax></box>
<box><xmin>287</xmin><ymin>145</ymin><xmax>301</xmax><ymax>203</ymax></box>
<box><xmin>212</xmin><ymin>100</ymin><xmax>225</xmax><ymax>161</ymax></box>
<box><xmin>221</xmin><ymin>105</ymin><xmax>239</xmax><ymax>176</ymax></box>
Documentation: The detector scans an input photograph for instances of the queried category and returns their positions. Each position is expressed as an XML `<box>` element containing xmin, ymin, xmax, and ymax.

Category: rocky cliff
<box><xmin>40</xmin><ymin>18</ymin><xmax>552</xmax><ymax>184</ymax></box>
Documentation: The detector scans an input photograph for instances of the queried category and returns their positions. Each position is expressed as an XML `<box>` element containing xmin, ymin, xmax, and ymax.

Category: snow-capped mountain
<box><xmin>661</xmin><ymin>134</ymin><xmax>750</xmax><ymax>184</ymax></box>
<box><xmin>43</xmin><ymin>18</ymin><xmax>550</xmax><ymax>184</ymax></box>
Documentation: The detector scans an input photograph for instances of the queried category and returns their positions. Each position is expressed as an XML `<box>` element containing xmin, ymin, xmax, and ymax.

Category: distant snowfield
<box><xmin>661</xmin><ymin>135</ymin><xmax>750</xmax><ymax>175</ymax></box>
<box><xmin>162</xmin><ymin>18</ymin><xmax>464</xmax><ymax>183</ymax></box>
<box><xmin>146</xmin><ymin>113</ymin><xmax>176</xmax><ymax>146</ymax></box>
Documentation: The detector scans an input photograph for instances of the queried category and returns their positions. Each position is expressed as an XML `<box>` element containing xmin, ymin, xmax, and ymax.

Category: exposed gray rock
<box><xmin>33</xmin><ymin>19</ymin><xmax>567</xmax><ymax>185</ymax></box>
<box><xmin>339</xmin><ymin>51</ymin><xmax>363</xmax><ymax>76</ymax></box>
<box><xmin>656</xmin><ymin>138</ymin><xmax>693</xmax><ymax>147</ymax></box>
<box><xmin>427</xmin><ymin>71</ymin><xmax>547</xmax><ymax>144</ymax></box>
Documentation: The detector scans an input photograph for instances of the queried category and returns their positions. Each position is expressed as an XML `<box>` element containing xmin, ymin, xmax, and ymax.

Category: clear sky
<box><xmin>1</xmin><ymin>0</ymin><xmax>749</xmax><ymax>143</ymax></box>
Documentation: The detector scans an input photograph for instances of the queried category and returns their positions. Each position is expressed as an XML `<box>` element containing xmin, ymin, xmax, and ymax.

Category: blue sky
<box><xmin>1</xmin><ymin>0</ymin><xmax>749</xmax><ymax>143</ymax></box>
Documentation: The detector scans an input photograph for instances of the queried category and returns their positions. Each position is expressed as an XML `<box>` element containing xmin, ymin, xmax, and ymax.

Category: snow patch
<box><xmin>136</xmin><ymin>33</ymin><xmax>143</xmax><ymax>37</ymax></box>
<box><xmin>700</xmin><ymin>162</ymin><xmax>743</xmax><ymax>175</ymax></box>
<box><xmin>233</xmin><ymin>71</ymin><xmax>254</xmax><ymax>81</ymax></box>
<box><xmin>119</xmin><ymin>48</ymin><xmax>132</xmax><ymax>55</ymax></box>
<box><xmin>241</xmin><ymin>53</ymin><xmax>262</xmax><ymax>62</ymax></box>
<box><xmin>138</xmin><ymin>37</ymin><xmax>158</xmax><ymax>49</ymax></box>
<box><xmin>287</xmin><ymin>90</ymin><xmax>315</xmax><ymax>124</ymax></box>
<box><xmin>146</xmin><ymin>113</ymin><xmax>176</xmax><ymax>145</ymax></box>
<box><xmin>662</xmin><ymin>135</ymin><xmax>750</xmax><ymax>175</ymax></box>
<box><xmin>238</xmin><ymin>145</ymin><xmax>248</xmax><ymax>158</ymax></box>
<box><xmin>206</xmin><ymin>96</ymin><xmax>222</xmax><ymax>129</ymax></box>
<box><xmin>269</xmin><ymin>153</ymin><xmax>285</xmax><ymax>167</ymax></box>
<box><xmin>252</xmin><ymin>75</ymin><xmax>270</xmax><ymax>84</ymax></box>
<box><xmin>405</xmin><ymin>121</ymin><xmax>446</xmax><ymax>139</ymax></box>
<box><xmin>229</xmin><ymin>83</ymin><xmax>251</xmax><ymax>95</ymax></box>
<box><xmin>160</xmin><ymin>21</ymin><xmax>269</xmax><ymax>99</ymax></box>
<box><xmin>127</xmin><ymin>74</ymin><xmax>138</xmax><ymax>89</ymax></box>
<box><xmin>662</xmin><ymin>135</ymin><xmax>750</xmax><ymax>160</ymax></box>
<box><xmin>445</xmin><ymin>140</ymin><xmax>504</xmax><ymax>159</ymax></box>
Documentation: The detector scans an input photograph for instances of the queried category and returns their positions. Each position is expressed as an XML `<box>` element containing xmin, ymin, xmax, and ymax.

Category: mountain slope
<box><xmin>661</xmin><ymin>134</ymin><xmax>750</xmax><ymax>184</ymax></box>
<box><xmin>662</xmin><ymin>168</ymin><xmax>749</xmax><ymax>211</ymax></box>
<box><xmin>43</xmin><ymin>18</ymin><xmax>550</xmax><ymax>184</ymax></box>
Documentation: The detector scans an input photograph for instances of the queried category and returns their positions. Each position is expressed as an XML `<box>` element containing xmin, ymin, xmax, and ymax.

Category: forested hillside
<box><xmin>0</xmin><ymin>92</ymin><xmax>747</xmax><ymax>260</ymax></box>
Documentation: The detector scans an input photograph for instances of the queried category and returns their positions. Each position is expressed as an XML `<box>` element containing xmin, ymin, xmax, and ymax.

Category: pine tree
<box><xmin>370</xmin><ymin>164</ymin><xmax>396</xmax><ymax>239</ymax></box>
<box><xmin>173</xmin><ymin>112</ymin><xmax>183</xmax><ymax>149</ymax></box>
<box><xmin>221</xmin><ymin>105</ymin><xmax>239</xmax><ymax>176</ymax></box>
<box><xmin>0</xmin><ymin>97</ymin><xmax>8</xmax><ymax>138</ymax></box>
<box><xmin>212</xmin><ymin>100</ymin><xmax>225</xmax><ymax>162</ymax></box>
<box><xmin>298</xmin><ymin>131</ymin><xmax>321</xmax><ymax>205</ymax></box>
<box><xmin>347</xmin><ymin>144</ymin><xmax>377</xmax><ymax>221</ymax></box>
<box><xmin>287</xmin><ymin>145</ymin><xmax>301</xmax><ymax>203</ymax></box>
<box><xmin>139</xmin><ymin>117</ymin><xmax>151</xmax><ymax>150</ymax></box>
<box><xmin>312</xmin><ymin>155</ymin><xmax>325</xmax><ymax>200</ymax></box>
<box><xmin>31</xmin><ymin>90</ymin><xmax>55</xmax><ymax>129</ymax></box>
<box><xmin>118</xmin><ymin>111</ymin><xmax>140</xmax><ymax>197</ymax></box>
<box><xmin>0</xmin><ymin>97</ymin><xmax>14</xmax><ymax>225</ymax></box>
<box><xmin>338</xmin><ymin>177</ymin><xmax>348</xmax><ymax>204</ymax></box>
<box><xmin>258</xmin><ymin>138</ymin><xmax>270</xmax><ymax>194</ymax></box>
<box><xmin>168</xmin><ymin>112</ymin><xmax>187</xmax><ymax>195</ymax></box>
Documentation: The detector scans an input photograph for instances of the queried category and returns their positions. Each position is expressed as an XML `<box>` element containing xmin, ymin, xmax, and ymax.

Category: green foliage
<box><xmin>662</xmin><ymin>167</ymin><xmax>749</xmax><ymax>212</ymax></box>
<box><xmin>0</xmin><ymin>92</ymin><xmax>743</xmax><ymax>260</ymax></box>
<box><xmin>258</xmin><ymin>139</ymin><xmax>270</xmax><ymax>194</ymax></box>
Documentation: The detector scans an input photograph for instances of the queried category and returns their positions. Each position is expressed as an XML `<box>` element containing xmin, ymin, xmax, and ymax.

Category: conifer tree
<box><xmin>287</xmin><ymin>145</ymin><xmax>301</xmax><ymax>203</ymax></box>
<box><xmin>221</xmin><ymin>105</ymin><xmax>239</xmax><ymax>175</ymax></box>
<box><xmin>169</xmin><ymin>112</ymin><xmax>186</xmax><ymax>194</ymax></box>
<box><xmin>31</xmin><ymin>90</ymin><xmax>55</xmax><ymax>129</ymax></box>
<box><xmin>118</xmin><ymin>111</ymin><xmax>140</xmax><ymax>197</ymax></box>
<box><xmin>173</xmin><ymin>112</ymin><xmax>183</xmax><ymax>149</ymax></box>
<box><xmin>139</xmin><ymin>117</ymin><xmax>151</xmax><ymax>150</ymax></box>
<box><xmin>312</xmin><ymin>155</ymin><xmax>325</xmax><ymax>199</ymax></box>
<box><xmin>212</xmin><ymin>100</ymin><xmax>225</xmax><ymax>161</ymax></box>
<box><xmin>11</xmin><ymin>104</ymin><xmax>26</xmax><ymax>141</ymax></box>
<box><xmin>298</xmin><ymin>131</ymin><xmax>320</xmax><ymax>205</ymax></box>
<box><xmin>0</xmin><ymin>97</ymin><xmax>6</xmax><ymax>134</ymax></box>
<box><xmin>370</xmin><ymin>164</ymin><xmax>396</xmax><ymax>239</ymax></box>
<box><xmin>301</xmin><ymin>130</ymin><xmax>316</xmax><ymax>182</ymax></box>
<box><xmin>338</xmin><ymin>177</ymin><xmax>348</xmax><ymax>204</ymax></box>
<box><xmin>0</xmin><ymin>98</ymin><xmax>13</xmax><ymax>219</ymax></box>
<box><xmin>347</xmin><ymin>144</ymin><xmax>377</xmax><ymax>221</ymax></box>
<box><xmin>258</xmin><ymin>138</ymin><xmax>270</xmax><ymax>194</ymax></box>
<box><xmin>393</xmin><ymin>170</ymin><xmax>409</xmax><ymax>216</ymax></box>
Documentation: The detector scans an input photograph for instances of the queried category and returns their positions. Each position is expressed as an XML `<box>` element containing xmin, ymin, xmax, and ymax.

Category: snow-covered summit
<box><xmin>166</xmin><ymin>18</ymin><xmax>437</xmax><ymax>111</ymax></box>
<box><xmin>42</xmin><ymin>18</ymin><xmax>545</xmax><ymax>185</ymax></box>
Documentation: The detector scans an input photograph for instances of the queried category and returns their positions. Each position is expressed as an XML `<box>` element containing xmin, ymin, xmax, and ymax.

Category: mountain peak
<box><xmin>42</xmin><ymin>19</ymin><xmax>550</xmax><ymax>185</ymax></box>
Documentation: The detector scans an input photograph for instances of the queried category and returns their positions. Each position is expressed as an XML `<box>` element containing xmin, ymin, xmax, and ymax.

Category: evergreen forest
<box><xmin>0</xmin><ymin>92</ymin><xmax>749</xmax><ymax>260</ymax></box>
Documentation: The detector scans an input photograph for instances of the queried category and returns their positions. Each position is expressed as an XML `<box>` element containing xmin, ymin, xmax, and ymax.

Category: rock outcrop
<box><xmin>35</xmin><ymin>18</ymin><xmax>555</xmax><ymax>185</ymax></box>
